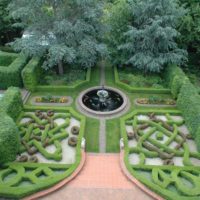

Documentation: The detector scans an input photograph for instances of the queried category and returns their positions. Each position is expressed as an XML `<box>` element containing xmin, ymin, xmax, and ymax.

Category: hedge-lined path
<box><xmin>41</xmin><ymin>153</ymin><xmax>153</xmax><ymax>200</ymax></box>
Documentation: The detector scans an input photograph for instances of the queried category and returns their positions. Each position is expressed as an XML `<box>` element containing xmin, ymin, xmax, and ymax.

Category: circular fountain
<box><xmin>77</xmin><ymin>86</ymin><xmax>129</xmax><ymax>118</ymax></box>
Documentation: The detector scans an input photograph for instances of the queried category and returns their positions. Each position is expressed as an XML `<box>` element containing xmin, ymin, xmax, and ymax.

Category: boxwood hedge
<box><xmin>0</xmin><ymin>113</ymin><xmax>20</xmax><ymax>165</ymax></box>
<box><xmin>0</xmin><ymin>52</ymin><xmax>28</xmax><ymax>89</ymax></box>
<box><xmin>22</xmin><ymin>57</ymin><xmax>43</xmax><ymax>92</ymax></box>
<box><xmin>0</xmin><ymin>87</ymin><xmax>23</xmax><ymax>121</ymax></box>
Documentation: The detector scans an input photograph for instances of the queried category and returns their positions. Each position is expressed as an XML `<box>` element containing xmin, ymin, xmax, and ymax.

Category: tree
<box><xmin>118</xmin><ymin>0</ymin><xmax>187</xmax><ymax>73</ymax></box>
<box><xmin>0</xmin><ymin>0</ymin><xmax>22</xmax><ymax>45</ymax></box>
<box><xmin>104</xmin><ymin>0</ymin><xmax>131</xmax><ymax>65</ymax></box>
<box><xmin>9</xmin><ymin>0</ymin><xmax>107</xmax><ymax>75</ymax></box>
<box><xmin>178</xmin><ymin>0</ymin><xmax>200</xmax><ymax>65</ymax></box>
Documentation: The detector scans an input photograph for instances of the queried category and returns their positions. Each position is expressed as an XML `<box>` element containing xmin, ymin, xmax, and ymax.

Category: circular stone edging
<box><xmin>77</xmin><ymin>86</ymin><xmax>129</xmax><ymax>118</ymax></box>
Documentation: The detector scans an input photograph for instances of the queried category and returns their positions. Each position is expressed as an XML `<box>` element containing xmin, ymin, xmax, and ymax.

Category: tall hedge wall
<box><xmin>0</xmin><ymin>113</ymin><xmax>20</xmax><ymax>165</ymax></box>
<box><xmin>0</xmin><ymin>52</ymin><xmax>28</xmax><ymax>89</ymax></box>
<box><xmin>164</xmin><ymin>64</ymin><xmax>189</xmax><ymax>98</ymax></box>
<box><xmin>0</xmin><ymin>87</ymin><xmax>23</xmax><ymax>121</ymax></box>
<box><xmin>22</xmin><ymin>57</ymin><xmax>43</xmax><ymax>92</ymax></box>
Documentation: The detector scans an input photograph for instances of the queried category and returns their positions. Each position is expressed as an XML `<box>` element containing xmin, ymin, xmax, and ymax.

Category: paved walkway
<box><xmin>41</xmin><ymin>154</ymin><xmax>153</xmax><ymax>200</ymax></box>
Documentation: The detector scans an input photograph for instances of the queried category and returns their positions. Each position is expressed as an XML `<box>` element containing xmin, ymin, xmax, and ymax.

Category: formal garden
<box><xmin>0</xmin><ymin>0</ymin><xmax>200</xmax><ymax>200</ymax></box>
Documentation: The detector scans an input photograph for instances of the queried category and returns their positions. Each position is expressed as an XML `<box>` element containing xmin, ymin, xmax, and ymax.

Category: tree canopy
<box><xmin>9</xmin><ymin>0</ymin><xmax>107</xmax><ymax>74</ymax></box>
<box><xmin>107</xmin><ymin>0</ymin><xmax>188</xmax><ymax>73</ymax></box>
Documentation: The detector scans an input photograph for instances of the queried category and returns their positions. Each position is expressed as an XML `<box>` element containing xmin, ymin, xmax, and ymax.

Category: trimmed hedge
<box><xmin>164</xmin><ymin>64</ymin><xmax>189</xmax><ymax>98</ymax></box>
<box><xmin>0</xmin><ymin>113</ymin><xmax>20</xmax><ymax>165</ymax></box>
<box><xmin>0</xmin><ymin>87</ymin><xmax>23</xmax><ymax>121</ymax></box>
<box><xmin>22</xmin><ymin>57</ymin><xmax>43</xmax><ymax>92</ymax></box>
<box><xmin>0</xmin><ymin>52</ymin><xmax>28</xmax><ymax>89</ymax></box>
<box><xmin>177</xmin><ymin>80</ymin><xmax>200</xmax><ymax>138</ymax></box>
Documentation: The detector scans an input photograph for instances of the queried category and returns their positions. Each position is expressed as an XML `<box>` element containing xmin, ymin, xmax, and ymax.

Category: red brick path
<box><xmin>40</xmin><ymin>153</ymin><xmax>153</xmax><ymax>200</ymax></box>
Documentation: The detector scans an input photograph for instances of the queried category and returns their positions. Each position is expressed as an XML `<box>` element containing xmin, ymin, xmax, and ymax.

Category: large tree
<box><xmin>9</xmin><ymin>0</ymin><xmax>107</xmax><ymax>75</ymax></box>
<box><xmin>117</xmin><ymin>0</ymin><xmax>187</xmax><ymax>73</ymax></box>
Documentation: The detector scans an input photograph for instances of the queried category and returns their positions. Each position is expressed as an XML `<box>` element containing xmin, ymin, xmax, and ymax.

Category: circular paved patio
<box><xmin>40</xmin><ymin>153</ymin><xmax>154</xmax><ymax>200</ymax></box>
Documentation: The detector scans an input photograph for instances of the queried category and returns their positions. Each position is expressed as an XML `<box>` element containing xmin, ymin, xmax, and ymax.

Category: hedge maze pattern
<box><xmin>124</xmin><ymin>112</ymin><xmax>200</xmax><ymax>199</ymax></box>
<box><xmin>0</xmin><ymin>109</ymin><xmax>82</xmax><ymax>198</ymax></box>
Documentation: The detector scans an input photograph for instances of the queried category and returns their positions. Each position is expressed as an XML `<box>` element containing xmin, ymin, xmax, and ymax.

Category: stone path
<box><xmin>41</xmin><ymin>154</ymin><xmax>153</xmax><ymax>200</ymax></box>
<box><xmin>99</xmin><ymin>63</ymin><xmax>106</xmax><ymax>153</ymax></box>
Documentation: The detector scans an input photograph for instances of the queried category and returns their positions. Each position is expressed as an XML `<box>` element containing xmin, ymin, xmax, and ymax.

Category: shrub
<box><xmin>0</xmin><ymin>52</ymin><xmax>28</xmax><ymax>89</ymax></box>
<box><xmin>0</xmin><ymin>87</ymin><xmax>23</xmax><ymax>121</ymax></box>
<box><xmin>0</xmin><ymin>113</ymin><xmax>20</xmax><ymax>165</ymax></box>
<box><xmin>177</xmin><ymin>80</ymin><xmax>200</xmax><ymax>137</ymax></box>
<box><xmin>22</xmin><ymin>57</ymin><xmax>43</xmax><ymax>91</ymax></box>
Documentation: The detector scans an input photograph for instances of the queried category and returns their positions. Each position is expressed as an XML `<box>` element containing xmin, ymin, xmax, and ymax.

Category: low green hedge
<box><xmin>22</xmin><ymin>57</ymin><xmax>43</xmax><ymax>92</ymax></box>
<box><xmin>0</xmin><ymin>87</ymin><xmax>23</xmax><ymax>121</ymax></box>
<box><xmin>0</xmin><ymin>113</ymin><xmax>20</xmax><ymax>165</ymax></box>
<box><xmin>0</xmin><ymin>52</ymin><xmax>28</xmax><ymax>89</ymax></box>
<box><xmin>114</xmin><ymin>66</ymin><xmax>171</xmax><ymax>94</ymax></box>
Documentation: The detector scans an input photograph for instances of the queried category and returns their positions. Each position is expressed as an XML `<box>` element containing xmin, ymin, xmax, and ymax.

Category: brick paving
<box><xmin>40</xmin><ymin>153</ymin><xmax>153</xmax><ymax>200</ymax></box>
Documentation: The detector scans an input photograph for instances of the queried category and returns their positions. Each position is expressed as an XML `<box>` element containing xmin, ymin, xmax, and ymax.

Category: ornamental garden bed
<box><xmin>135</xmin><ymin>96</ymin><xmax>176</xmax><ymax>107</ymax></box>
<box><xmin>114</xmin><ymin>66</ymin><xmax>171</xmax><ymax>94</ymax></box>
<box><xmin>30</xmin><ymin>95</ymin><xmax>73</xmax><ymax>106</ymax></box>
<box><xmin>121</xmin><ymin>111</ymin><xmax>200</xmax><ymax>200</ymax></box>
<box><xmin>0</xmin><ymin>107</ymin><xmax>85</xmax><ymax>199</ymax></box>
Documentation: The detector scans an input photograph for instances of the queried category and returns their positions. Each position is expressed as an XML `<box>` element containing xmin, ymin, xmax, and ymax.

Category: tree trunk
<box><xmin>58</xmin><ymin>60</ymin><xmax>64</xmax><ymax>75</ymax></box>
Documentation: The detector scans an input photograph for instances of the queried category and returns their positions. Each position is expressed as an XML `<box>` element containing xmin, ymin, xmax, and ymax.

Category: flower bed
<box><xmin>135</xmin><ymin>96</ymin><xmax>176</xmax><ymax>106</ymax></box>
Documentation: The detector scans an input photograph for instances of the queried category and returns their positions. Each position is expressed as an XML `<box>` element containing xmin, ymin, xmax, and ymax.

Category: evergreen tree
<box><xmin>9</xmin><ymin>0</ymin><xmax>107</xmax><ymax>75</ymax></box>
<box><xmin>118</xmin><ymin>0</ymin><xmax>187</xmax><ymax>73</ymax></box>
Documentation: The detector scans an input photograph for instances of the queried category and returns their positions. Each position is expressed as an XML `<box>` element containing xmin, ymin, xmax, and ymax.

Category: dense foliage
<box><xmin>107</xmin><ymin>0</ymin><xmax>187</xmax><ymax>73</ymax></box>
<box><xmin>0</xmin><ymin>0</ymin><xmax>22</xmax><ymax>45</ymax></box>
<box><xmin>9</xmin><ymin>0</ymin><xmax>107</xmax><ymax>75</ymax></box>
<box><xmin>0</xmin><ymin>87</ymin><xmax>23</xmax><ymax>121</ymax></box>
<box><xmin>0</xmin><ymin>113</ymin><xmax>20</xmax><ymax>165</ymax></box>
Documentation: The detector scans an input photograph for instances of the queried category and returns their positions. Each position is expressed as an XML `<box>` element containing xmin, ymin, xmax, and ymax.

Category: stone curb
<box><xmin>119</xmin><ymin>150</ymin><xmax>164</xmax><ymax>200</ymax></box>
<box><xmin>23</xmin><ymin>150</ymin><xmax>86</xmax><ymax>200</ymax></box>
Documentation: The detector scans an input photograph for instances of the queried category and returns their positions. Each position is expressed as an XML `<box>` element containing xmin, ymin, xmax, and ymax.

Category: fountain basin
<box><xmin>77</xmin><ymin>86</ymin><xmax>129</xmax><ymax>117</ymax></box>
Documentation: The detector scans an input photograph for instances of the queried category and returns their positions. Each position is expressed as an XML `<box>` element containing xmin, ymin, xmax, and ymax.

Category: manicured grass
<box><xmin>85</xmin><ymin>118</ymin><xmax>99</xmax><ymax>152</ymax></box>
<box><xmin>106</xmin><ymin>119</ymin><xmax>120</xmax><ymax>153</ymax></box>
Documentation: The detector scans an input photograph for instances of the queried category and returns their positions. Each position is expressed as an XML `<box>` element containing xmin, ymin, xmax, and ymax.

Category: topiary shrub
<box><xmin>22</xmin><ymin>57</ymin><xmax>43</xmax><ymax>91</ymax></box>
<box><xmin>0</xmin><ymin>52</ymin><xmax>28</xmax><ymax>89</ymax></box>
<box><xmin>0</xmin><ymin>113</ymin><xmax>20</xmax><ymax>165</ymax></box>
<box><xmin>71</xmin><ymin>126</ymin><xmax>80</xmax><ymax>135</ymax></box>
<box><xmin>0</xmin><ymin>87</ymin><xmax>23</xmax><ymax>121</ymax></box>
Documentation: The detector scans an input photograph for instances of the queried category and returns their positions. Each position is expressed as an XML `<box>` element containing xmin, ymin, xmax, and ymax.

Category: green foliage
<box><xmin>0</xmin><ymin>87</ymin><xmax>23</xmax><ymax>121</ymax></box>
<box><xmin>0</xmin><ymin>0</ymin><xmax>22</xmax><ymax>45</ymax></box>
<box><xmin>178</xmin><ymin>0</ymin><xmax>200</xmax><ymax>61</ymax></box>
<box><xmin>22</xmin><ymin>57</ymin><xmax>43</xmax><ymax>91</ymax></box>
<box><xmin>0</xmin><ymin>113</ymin><xmax>20</xmax><ymax>165</ymax></box>
<box><xmin>9</xmin><ymin>0</ymin><xmax>107</xmax><ymax>71</ymax></box>
<box><xmin>116</xmin><ymin>0</ymin><xmax>187</xmax><ymax>72</ymax></box>
<box><xmin>40</xmin><ymin>68</ymin><xmax>86</xmax><ymax>86</ymax></box>
<box><xmin>177</xmin><ymin>80</ymin><xmax>200</xmax><ymax>137</ymax></box>
<box><xmin>104</xmin><ymin>0</ymin><xmax>131</xmax><ymax>65</ymax></box>
<box><xmin>0</xmin><ymin>51</ymin><xmax>27</xmax><ymax>89</ymax></box>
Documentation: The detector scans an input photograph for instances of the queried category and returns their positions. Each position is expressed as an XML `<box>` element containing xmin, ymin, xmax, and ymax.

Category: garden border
<box><xmin>114</xmin><ymin>66</ymin><xmax>171</xmax><ymax>94</ymax></box>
